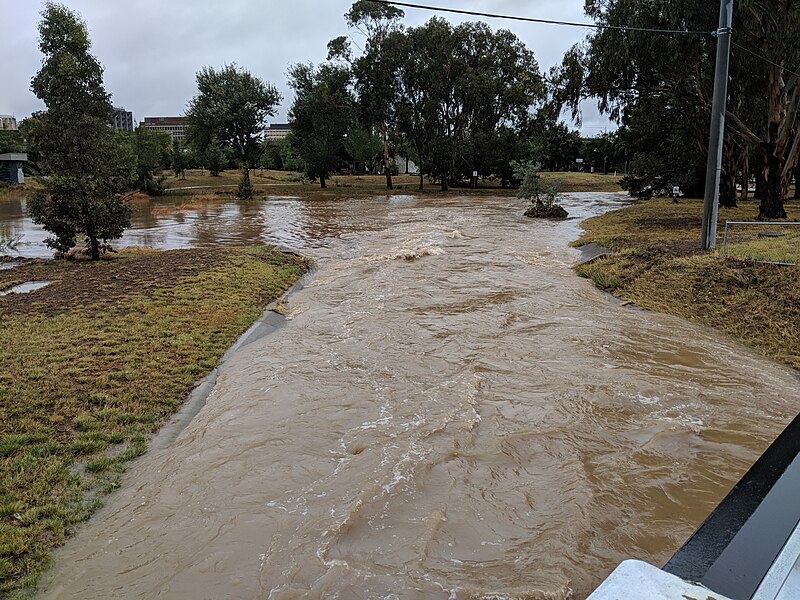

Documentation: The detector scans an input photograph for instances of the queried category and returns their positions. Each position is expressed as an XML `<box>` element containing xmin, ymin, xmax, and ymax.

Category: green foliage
<box><xmin>344</xmin><ymin>0</ymin><xmax>406</xmax><ymax>187</ymax></box>
<box><xmin>288</xmin><ymin>63</ymin><xmax>354</xmax><ymax>188</ymax></box>
<box><xmin>186</xmin><ymin>64</ymin><xmax>281</xmax><ymax>164</ymax></box>
<box><xmin>0</xmin><ymin>132</ymin><xmax>24</xmax><ymax>155</ymax></box>
<box><xmin>24</xmin><ymin>3</ymin><xmax>135</xmax><ymax>260</ymax></box>
<box><xmin>557</xmin><ymin>0</ymin><xmax>800</xmax><ymax>216</ymax></box>
<box><xmin>381</xmin><ymin>18</ymin><xmax>545</xmax><ymax>190</ymax></box>
<box><xmin>130</xmin><ymin>127</ymin><xmax>170</xmax><ymax>195</ymax></box>
<box><xmin>204</xmin><ymin>137</ymin><xmax>227</xmax><ymax>176</ymax></box>
<box><xmin>186</xmin><ymin>64</ymin><xmax>281</xmax><ymax>198</ymax></box>
<box><xmin>512</xmin><ymin>160</ymin><xmax>561</xmax><ymax>208</ymax></box>
<box><xmin>343</xmin><ymin>126</ymin><xmax>382</xmax><ymax>173</ymax></box>
<box><xmin>527</xmin><ymin>121</ymin><xmax>582</xmax><ymax>172</ymax></box>
<box><xmin>170</xmin><ymin>140</ymin><xmax>189</xmax><ymax>179</ymax></box>
<box><xmin>237</xmin><ymin>166</ymin><xmax>254</xmax><ymax>199</ymax></box>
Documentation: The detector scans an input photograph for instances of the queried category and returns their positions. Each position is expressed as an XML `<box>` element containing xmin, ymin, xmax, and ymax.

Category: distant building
<box><xmin>112</xmin><ymin>108</ymin><xmax>134</xmax><ymax>132</ymax></box>
<box><xmin>0</xmin><ymin>153</ymin><xmax>27</xmax><ymax>185</ymax></box>
<box><xmin>264</xmin><ymin>124</ymin><xmax>291</xmax><ymax>141</ymax></box>
<box><xmin>141</xmin><ymin>116</ymin><xmax>189</xmax><ymax>143</ymax></box>
<box><xmin>0</xmin><ymin>115</ymin><xmax>18</xmax><ymax>131</ymax></box>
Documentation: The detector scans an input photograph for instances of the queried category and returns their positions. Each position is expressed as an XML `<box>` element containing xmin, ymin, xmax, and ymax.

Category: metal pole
<box><xmin>700</xmin><ymin>0</ymin><xmax>734</xmax><ymax>250</ymax></box>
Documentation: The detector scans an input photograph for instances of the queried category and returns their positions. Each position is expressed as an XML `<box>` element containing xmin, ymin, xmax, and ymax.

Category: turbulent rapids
<box><xmin>37</xmin><ymin>194</ymin><xmax>800</xmax><ymax>599</ymax></box>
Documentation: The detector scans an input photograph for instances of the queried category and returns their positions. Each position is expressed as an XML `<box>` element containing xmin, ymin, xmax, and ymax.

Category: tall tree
<box><xmin>557</xmin><ymin>0</ymin><xmax>800</xmax><ymax>218</ymax></box>
<box><xmin>288</xmin><ymin>63</ymin><xmax>354</xmax><ymax>188</ymax></box>
<box><xmin>341</xmin><ymin>0</ymin><xmax>405</xmax><ymax>189</ymax></box>
<box><xmin>25</xmin><ymin>2</ymin><xmax>135</xmax><ymax>260</ymax></box>
<box><xmin>186</xmin><ymin>64</ymin><xmax>281</xmax><ymax>199</ymax></box>
<box><xmin>383</xmin><ymin>18</ymin><xmax>544</xmax><ymax>190</ymax></box>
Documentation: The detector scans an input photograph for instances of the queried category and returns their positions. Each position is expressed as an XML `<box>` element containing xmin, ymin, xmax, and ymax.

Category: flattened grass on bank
<box><xmin>0</xmin><ymin>246</ymin><xmax>309</xmax><ymax>596</ymax></box>
<box><xmin>574</xmin><ymin>199</ymin><xmax>800</xmax><ymax>370</ymax></box>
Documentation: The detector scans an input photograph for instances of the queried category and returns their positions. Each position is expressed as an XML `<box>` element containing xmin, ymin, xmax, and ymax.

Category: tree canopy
<box><xmin>556</xmin><ymin>0</ymin><xmax>800</xmax><ymax>218</ymax></box>
<box><xmin>186</xmin><ymin>64</ymin><xmax>281</xmax><ymax>198</ymax></box>
<box><xmin>378</xmin><ymin>18</ymin><xmax>544</xmax><ymax>190</ymax></box>
<box><xmin>25</xmin><ymin>2</ymin><xmax>135</xmax><ymax>259</ymax></box>
<box><xmin>288</xmin><ymin>63</ymin><xmax>354</xmax><ymax>188</ymax></box>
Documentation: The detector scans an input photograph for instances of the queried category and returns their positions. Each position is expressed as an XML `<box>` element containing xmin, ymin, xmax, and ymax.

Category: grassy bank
<box><xmin>0</xmin><ymin>246</ymin><xmax>309</xmax><ymax>596</ymax></box>
<box><xmin>1</xmin><ymin>170</ymin><xmax>620</xmax><ymax>203</ymax></box>
<box><xmin>161</xmin><ymin>169</ymin><xmax>621</xmax><ymax>196</ymax></box>
<box><xmin>574</xmin><ymin>198</ymin><xmax>800</xmax><ymax>369</ymax></box>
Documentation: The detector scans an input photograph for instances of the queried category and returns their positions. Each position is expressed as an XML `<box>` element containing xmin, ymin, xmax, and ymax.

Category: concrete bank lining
<box><xmin>149</xmin><ymin>265</ymin><xmax>314</xmax><ymax>452</ymax></box>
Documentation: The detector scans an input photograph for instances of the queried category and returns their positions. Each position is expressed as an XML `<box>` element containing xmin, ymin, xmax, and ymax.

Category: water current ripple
<box><xmin>32</xmin><ymin>193</ymin><xmax>800</xmax><ymax>600</ymax></box>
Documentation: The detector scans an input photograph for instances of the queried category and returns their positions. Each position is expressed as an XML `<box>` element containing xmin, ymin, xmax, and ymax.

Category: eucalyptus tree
<box><xmin>384</xmin><ymin>18</ymin><xmax>545</xmax><ymax>190</ymax></box>
<box><xmin>557</xmin><ymin>0</ymin><xmax>800</xmax><ymax>218</ymax></box>
<box><xmin>186</xmin><ymin>64</ymin><xmax>281</xmax><ymax>199</ymax></box>
<box><xmin>328</xmin><ymin>1</ymin><xmax>405</xmax><ymax>189</ymax></box>
<box><xmin>553</xmin><ymin>1</ymin><xmax>717</xmax><ymax>199</ymax></box>
<box><xmin>288</xmin><ymin>63</ymin><xmax>354</xmax><ymax>188</ymax></box>
<box><xmin>25</xmin><ymin>2</ymin><xmax>136</xmax><ymax>260</ymax></box>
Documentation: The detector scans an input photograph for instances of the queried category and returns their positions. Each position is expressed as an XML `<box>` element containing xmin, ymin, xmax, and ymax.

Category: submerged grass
<box><xmin>0</xmin><ymin>246</ymin><xmax>309</xmax><ymax>596</ymax></box>
<box><xmin>574</xmin><ymin>198</ymin><xmax>800</xmax><ymax>370</ymax></box>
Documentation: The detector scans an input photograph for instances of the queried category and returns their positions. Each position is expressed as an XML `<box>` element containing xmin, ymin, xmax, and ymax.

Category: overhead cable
<box><xmin>731</xmin><ymin>41</ymin><xmax>800</xmax><ymax>79</ymax></box>
<box><xmin>373</xmin><ymin>0</ymin><xmax>713</xmax><ymax>36</ymax></box>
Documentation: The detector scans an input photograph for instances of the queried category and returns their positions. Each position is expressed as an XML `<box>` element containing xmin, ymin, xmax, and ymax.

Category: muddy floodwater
<box><xmin>13</xmin><ymin>193</ymin><xmax>799</xmax><ymax>599</ymax></box>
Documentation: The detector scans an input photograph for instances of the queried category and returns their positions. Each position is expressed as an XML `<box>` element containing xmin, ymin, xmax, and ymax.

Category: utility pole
<box><xmin>700</xmin><ymin>0</ymin><xmax>734</xmax><ymax>250</ymax></box>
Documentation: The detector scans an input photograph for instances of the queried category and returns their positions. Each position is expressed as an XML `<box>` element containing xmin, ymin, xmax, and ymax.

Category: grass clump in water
<box><xmin>0</xmin><ymin>246</ymin><xmax>309</xmax><ymax>596</ymax></box>
<box><xmin>574</xmin><ymin>198</ymin><xmax>800</xmax><ymax>370</ymax></box>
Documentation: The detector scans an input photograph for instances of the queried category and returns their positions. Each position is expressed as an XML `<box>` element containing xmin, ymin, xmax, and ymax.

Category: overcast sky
<box><xmin>0</xmin><ymin>0</ymin><xmax>613</xmax><ymax>135</ymax></box>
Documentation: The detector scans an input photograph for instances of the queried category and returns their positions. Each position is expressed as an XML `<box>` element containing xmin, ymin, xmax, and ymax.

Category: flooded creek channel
<box><xmin>13</xmin><ymin>193</ymin><xmax>800</xmax><ymax>599</ymax></box>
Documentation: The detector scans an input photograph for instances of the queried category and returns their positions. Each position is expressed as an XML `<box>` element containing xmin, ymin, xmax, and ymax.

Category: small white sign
<box><xmin>576</xmin><ymin>158</ymin><xmax>584</xmax><ymax>164</ymax></box>
<box><xmin>472</xmin><ymin>171</ymin><xmax>478</xmax><ymax>177</ymax></box>
<box><xmin>673</xmin><ymin>186</ymin><xmax>681</xmax><ymax>196</ymax></box>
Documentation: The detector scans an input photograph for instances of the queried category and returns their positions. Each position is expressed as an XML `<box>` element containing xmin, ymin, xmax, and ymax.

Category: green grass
<box><xmin>541</xmin><ymin>171</ymin><xmax>623</xmax><ymax>193</ymax></box>
<box><xmin>725</xmin><ymin>229</ymin><xmax>800</xmax><ymax>265</ymax></box>
<box><xmin>574</xmin><ymin>198</ymin><xmax>800</xmax><ymax>370</ymax></box>
<box><xmin>0</xmin><ymin>246</ymin><xmax>309</xmax><ymax>596</ymax></box>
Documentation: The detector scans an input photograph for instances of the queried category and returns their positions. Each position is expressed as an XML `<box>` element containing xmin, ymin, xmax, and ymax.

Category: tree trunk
<box><xmin>754</xmin><ymin>167</ymin><xmax>765</xmax><ymax>199</ymax></box>
<box><xmin>418</xmin><ymin>171</ymin><xmax>424</xmax><ymax>191</ymax></box>
<box><xmin>380</xmin><ymin>123</ymin><xmax>393</xmax><ymax>190</ymax></box>
<box><xmin>719</xmin><ymin>142</ymin><xmax>738</xmax><ymax>208</ymax></box>
<box><xmin>741</xmin><ymin>151</ymin><xmax>749</xmax><ymax>201</ymax></box>
<box><xmin>759</xmin><ymin>147</ymin><xmax>788</xmax><ymax>219</ymax></box>
<box><xmin>88</xmin><ymin>236</ymin><xmax>100</xmax><ymax>261</ymax></box>
<box><xmin>320</xmin><ymin>175</ymin><xmax>327</xmax><ymax>189</ymax></box>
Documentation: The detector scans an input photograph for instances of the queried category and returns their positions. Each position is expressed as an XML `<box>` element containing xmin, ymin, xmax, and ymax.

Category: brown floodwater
<box><xmin>23</xmin><ymin>193</ymin><xmax>800</xmax><ymax>599</ymax></box>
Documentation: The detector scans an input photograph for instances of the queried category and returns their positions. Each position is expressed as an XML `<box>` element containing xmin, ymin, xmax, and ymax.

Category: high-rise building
<box><xmin>112</xmin><ymin>108</ymin><xmax>134</xmax><ymax>132</ymax></box>
<box><xmin>141</xmin><ymin>116</ymin><xmax>189</xmax><ymax>143</ymax></box>
<box><xmin>0</xmin><ymin>115</ymin><xmax>18</xmax><ymax>131</ymax></box>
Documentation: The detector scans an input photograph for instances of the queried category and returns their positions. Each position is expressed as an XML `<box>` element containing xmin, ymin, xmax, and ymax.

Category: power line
<box><xmin>373</xmin><ymin>0</ymin><xmax>712</xmax><ymax>36</ymax></box>
<box><xmin>731</xmin><ymin>41</ymin><xmax>800</xmax><ymax>79</ymax></box>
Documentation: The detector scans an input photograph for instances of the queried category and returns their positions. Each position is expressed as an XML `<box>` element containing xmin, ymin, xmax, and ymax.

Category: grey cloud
<box><xmin>1</xmin><ymin>0</ymin><xmax>613</xmax><ymax>134</ymax></box>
